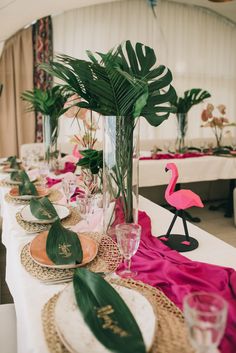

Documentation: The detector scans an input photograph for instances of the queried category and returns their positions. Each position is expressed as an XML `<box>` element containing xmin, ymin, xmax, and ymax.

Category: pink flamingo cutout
<box><xmin>159</xmin><ymin>163</ymin><xmax>203</xmax><ymax>250</ymax></box>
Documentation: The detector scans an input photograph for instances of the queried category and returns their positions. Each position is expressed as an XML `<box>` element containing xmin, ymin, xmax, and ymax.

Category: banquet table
<box><xmin>139</xmin><ymin>155</ymin><xmax>236</xmax><ymax>187</ymax></box>
<box><xmin>1</xmin><ymin>174</ymin><xmax>236</xmax><ymax>353</ymax></box>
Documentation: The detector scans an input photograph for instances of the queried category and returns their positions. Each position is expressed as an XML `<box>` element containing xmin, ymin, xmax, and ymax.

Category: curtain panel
<box><xmin>53</xmin><ymin>0</ymin><xmax>236</xmax><ymax>143</ymax></box>
<box><xmin>0</xmin><ymin>27</ymin><xmax>34</xmax><ymax>157</ymax></box>
<box><xmin>33</xmin><ymin>16</ymin><xmax>53</xmax><ymax>142</ymax></box>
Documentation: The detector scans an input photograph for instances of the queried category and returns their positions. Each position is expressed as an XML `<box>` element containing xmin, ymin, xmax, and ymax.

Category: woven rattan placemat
<box><xmin>20</xmin><ymin>232</ymin><xmax>122</xmax><ymax>282</ymax></box>
<box><xmin>42</xmin><ymin>277</ymin><xmax>194</xmax><ymax>353</ymax></box>
<box><xmin>5</xmin><ymin>189</ymin><xmax>63</xmax><ymax>205</ymax></box>
<box><xmin>16</xmin><ymin>206</ymin><xmax>81</xmax><ymax>233</ymax></box>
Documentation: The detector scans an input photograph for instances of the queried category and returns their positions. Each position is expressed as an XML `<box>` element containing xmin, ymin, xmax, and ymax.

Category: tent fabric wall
<box><xmin>53</xmin><ymin>0</ymin><xmax>236</xmax><ymax>143</ymax></box>
<box><xmin>0</xmin><ymin>27</ymin><xmax>34</xmax><ymax>157</ymax></box>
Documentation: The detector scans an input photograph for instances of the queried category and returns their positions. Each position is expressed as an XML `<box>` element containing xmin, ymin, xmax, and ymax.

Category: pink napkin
<box><xmin>46</xmin><ymin>177</ymin><xmax>62</xmax><ymax>188</ymax></box>
<box><xmin>55</xmin><ymin>162</ymin><xmax>76</xmax><ymax>175</ymax></box>
<box><xmin>70</xmin><ymin>209</ymin><xmax>103</xmax><ymax>233</ymax></box>
<box><xmin>115</xmin><ymin>206</ymin><xmax>236</xmax><ymax>353</ymax></box>
<box><xmin>70</xmin><ymin>187</ymin><xmax>85</xmax><ymax>202</ymax></box>
<box><xmin>140</xmin><ymin>152</ymin><xmax>208</xmax><ymax>160</ymax></box>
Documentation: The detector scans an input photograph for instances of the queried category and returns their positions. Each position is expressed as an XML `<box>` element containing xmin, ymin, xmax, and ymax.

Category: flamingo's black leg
<box><xmin>182</xmin><ymin>212</ymin><xmax>190</xmax><ymax>242</ymax></box>
<box><xmin>165</xmin><ymin>210</ymin><xmax>179</xmax><ymax>237</ymax></box>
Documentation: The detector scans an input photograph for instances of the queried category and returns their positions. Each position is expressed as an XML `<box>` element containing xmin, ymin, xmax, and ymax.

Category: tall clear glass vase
<box><xmin>176</xmin><ymin>113</ymin><xmax>188</xmax><ymax>152</ymax></box>
<box><xmin>103</xmin><ymin>116</ymin><xmax>139</xmax><ymax>236</ymax></box>
<box><xmin>43</xmin><ymin>115</ymin><xmax>58</xmax><ymax>171</ymax></box>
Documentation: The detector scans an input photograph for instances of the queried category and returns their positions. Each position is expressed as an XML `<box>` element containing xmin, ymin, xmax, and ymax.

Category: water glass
<box><xmin>183</xmin><ymin>292</ymin><xmax>228</xmax><ymax>353</ymax></box>
<box><xmin>115</xmin><ymin>223</ymin><xmax>141</xmax><ymax>278</ymax></box>
<box><xmin>76</xmin><ymin>193</ymin><xmax>95</xmax><ymax>223</ymax></box>
<box><xmin>62</xmin><ymin>177</ymin><xmax>77</xmax><ymax>206</ymax></box>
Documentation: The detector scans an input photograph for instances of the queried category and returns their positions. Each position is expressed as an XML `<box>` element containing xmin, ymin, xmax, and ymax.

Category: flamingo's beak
<box><xmin>165</xmin><ymin>167</ymin><xmax>168</xmax><ymax>172</ymax></box>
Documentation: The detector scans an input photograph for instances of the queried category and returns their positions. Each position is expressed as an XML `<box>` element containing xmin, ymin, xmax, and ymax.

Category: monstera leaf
<box><xmin>73</xmin><ymin>268</ymin><xmax>146</xmax><ymax>353</ymax></box>
<box><xmin>174</xmin><ymin>88</ymin><xmax>211</xmax><ymax>113</ymax></box>
<box><xmin>41</xmin><ymin>41</ymin><xmax>176</xmax><ymax>126</ymax></box>
<box><xmin>46</xmin><ymin>219</ymin><xmax>83</xmax><ymax>265</ymax></box>
<box><xmin>30</xmin><ymin>197</ymin><xmax>58</xmax><ymax>221</ymax></box>
<box><xmin>116</xmin><ymin>41</ymin><xmax>177</xmax><ymax>126</ymax></box>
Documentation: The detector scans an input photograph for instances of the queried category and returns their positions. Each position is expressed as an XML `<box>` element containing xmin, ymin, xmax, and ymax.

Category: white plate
<box><xmin>20</xmin><ymin>204</ymin><xmax>70</xmax><ymax>224</ymax></box>
<box><xmin>4</xmin><ymin>175</ymin><xmax>37</xmax><ymax>185</ymax></box>
<box><xmin>0</xmin><ymin>166</ymin><xmax>20</xmax><ymax>173</ymax></box>
<box><xmin>55</xmin><ymin>283</ymin><xmax>156</xmax><ymax>353</ymax></box>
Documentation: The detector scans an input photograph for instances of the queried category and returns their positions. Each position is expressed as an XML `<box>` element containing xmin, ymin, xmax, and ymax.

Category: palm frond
<box><xmin>41</xmin><ymin>41</ymin><xmax>176</xmax><ymax>126</ymax></box>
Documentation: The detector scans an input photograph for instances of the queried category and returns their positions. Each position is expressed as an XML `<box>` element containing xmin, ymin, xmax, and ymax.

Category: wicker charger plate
<box><xmin>42</xmin><ymin>277</ymin><xmax>194</xmax><ymax>353</ymax></box>
<box><xmin>16</xmin><ymin>207</ymin><xmax>81</xmax><ymax>233</ymax></box>
<box><xmin>4</xmin><ymin>188</ymin><xmax>63</xmax><ymax>205</ymax></box>
<box><xmin>20</xmin><ymin>232</ymin><xmax>122</xmax><ymax>282</ymax></box>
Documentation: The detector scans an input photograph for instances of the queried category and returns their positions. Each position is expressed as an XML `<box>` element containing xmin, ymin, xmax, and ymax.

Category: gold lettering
<box><xmin>58</xmin><ymin>243</ymin><xmax>72</xmax><ymax>258</ymax></box>
<box><xmin>95</xmin><ymin>305</ymin><xmax>129</xmax><ymax>337</ymax></box>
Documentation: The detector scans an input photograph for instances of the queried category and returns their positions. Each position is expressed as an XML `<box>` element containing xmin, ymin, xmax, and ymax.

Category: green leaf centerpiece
<box><xmin>30</xmin><ymin>197</ymin><xmax>83</xmax><ymax>265</ymax></box>
<box><xmin>46</xmin><ymin>220</ymin><xmax>83</xmax><ymax>265</ymax></box>
<box><xmin>73</xmin><ymin>268</ymin><xmax>146</xmax><ymax>353</ymax></box>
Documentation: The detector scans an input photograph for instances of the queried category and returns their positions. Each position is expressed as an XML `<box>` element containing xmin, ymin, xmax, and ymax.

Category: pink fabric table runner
<box><xmin>140</xmin><ymin>152</ymin><xmax>210</xmax><ymax>160</ymax></box>
<box><xmin>115</xmin><ymin>209</ymin><xmax>236</xmax><ymax>353</ymax></box>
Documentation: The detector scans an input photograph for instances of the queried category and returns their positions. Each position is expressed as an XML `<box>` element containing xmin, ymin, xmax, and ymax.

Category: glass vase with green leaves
<box><xmin>41</xmin><ymin>40</ymin><xmax>177</xmax><ymax>233</ymax></box>
<box><xmin>173</xmin><ymin>89</ymin><xmax>211</xmax><ymax>152</ymax></box>
<box><xmin>21</xmin><ymin>86</ymin><xmax>69</xmax><ymax>169</ymax></box>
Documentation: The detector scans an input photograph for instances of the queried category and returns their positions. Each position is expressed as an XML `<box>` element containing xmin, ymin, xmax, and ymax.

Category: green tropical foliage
<box><xmin>173</xmin><ymin>88</ymin><xmax>211</xmax><ymax>113</ymax></box>
<box><xmin>77</xmin><ymin>149</ymin><xmax>103</xmax><ymax>175</ymax></box>
<box><xmin>41</xmin><ymin>41</ymin><xmax>177</xmax><ymax>126</ymax></box>
<box><xmin>73</xmin><ymin>268</ymin><xmax>146</xmax><ymax>353</ymax></box>
<box><xmin>21</xmin><ymin>85</ymin><xmax>70</xmax><ymax>146</ymax></box>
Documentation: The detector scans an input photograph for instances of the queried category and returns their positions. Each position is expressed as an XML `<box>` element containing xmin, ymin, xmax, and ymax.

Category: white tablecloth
<box><xmin>1</xmin><ymin>177</ymin><xmax>236</xmax><ymax>353</ymax></box>
<box><xmin>139</xmin><ymin>156</ymin><xmax>236</xmax><ymax>187</ymax></box>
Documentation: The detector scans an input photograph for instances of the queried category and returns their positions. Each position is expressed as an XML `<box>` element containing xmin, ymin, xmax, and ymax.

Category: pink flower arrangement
<box><xmin>201</xmin><ymin>103</ymin><xmax>235</xmax><ymax>147</ymax></box>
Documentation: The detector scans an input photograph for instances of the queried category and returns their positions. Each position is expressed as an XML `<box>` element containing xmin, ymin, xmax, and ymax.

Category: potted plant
<box><xmin>41</xmin><ymin>40</ymin><xmax>177</xmax><ymax>232</ymax></box>
<box><xmin>173</xmin><ymin>88</ymin><xmax>211</xmax><ymax>151</ymax></box>
<box><xmin>21</xmin><ymin>86</ymin><xmax>70</xmax><ymax>168</ymax></box>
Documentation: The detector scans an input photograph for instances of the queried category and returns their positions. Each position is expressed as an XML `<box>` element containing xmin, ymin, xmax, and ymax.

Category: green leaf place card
<box><xmin>46</xmin><ymin>220</ymin><xmax>83</xmax><ymax>265</ymax></box>
<box><xmin>30</xmin><ymin>197</ymin><xmax>58</xmax><ymax>221</ymax></box>
<box><xmin>7</xmin><ymin>155</ymin><xmax>20</xmax><ymax>170</ymax></box>
<box><xmin>17</xmin><ymin>171</ymin><xmax>38</xmax><ymax>196</ymax></box>
<box><xmin>29</xmin><ymin>198</ymin><xmax>83</xmax><ymax>266</ymax></box>
<box><xmin>73</xmin><ymin>268</ymin><xmax>146</xmax><ymax>353</ymax></box>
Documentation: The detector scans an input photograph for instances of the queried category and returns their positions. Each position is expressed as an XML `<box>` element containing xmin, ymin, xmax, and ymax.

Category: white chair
<box><xmin>0</xmin><ymin>304</ymin><xmax>17</xmax><ymax>353</ymax></box>
<box><xmin>20</xmin><ymin>143</ymin><xmax>44</xmax><ymax>160</ymax></box>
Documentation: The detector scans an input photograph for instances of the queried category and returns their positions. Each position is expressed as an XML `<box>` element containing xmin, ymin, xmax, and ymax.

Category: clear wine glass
<box><xmin>115</xmin><ymin>223</ymin><xmax>141</xmax><ymax>278</ymax></box>
<box><xmin>62</xmin><ymin>176</ymin><xmax>77</xmax><ymax>206</ymax></box>
<box><xmin>76</xmin><ymin>193</ymin><xmax>95</xmax><ymax>224</ymax></box>
<box><xmin>183</xmin><ymin>292</ymin><xmax>228</xmax><ymax>353</ymax></box>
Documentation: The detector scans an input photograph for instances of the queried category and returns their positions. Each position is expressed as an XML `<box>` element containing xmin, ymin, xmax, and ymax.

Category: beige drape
<box><xmin>0</xmin><ymin>27</ymin><xmax>35</xmax><ymax>157</ymax></box>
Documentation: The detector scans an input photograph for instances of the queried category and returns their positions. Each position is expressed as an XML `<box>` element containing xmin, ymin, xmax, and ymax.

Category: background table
<box><xmin>139</xmin><ymin>155</ymin><xmax>236</xmax><ymax>187</ymax></box>
<box><xmin>0</xmin><ymin>178</ymin><xmax>236</xmax><ymax>353</ymax></box>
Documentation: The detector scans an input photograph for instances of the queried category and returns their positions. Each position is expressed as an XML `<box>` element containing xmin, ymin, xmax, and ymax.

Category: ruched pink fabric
<box><xmin>116</xmin><ymin>209</ymin><xmax>236</xmax><ymax>353</ymax></box>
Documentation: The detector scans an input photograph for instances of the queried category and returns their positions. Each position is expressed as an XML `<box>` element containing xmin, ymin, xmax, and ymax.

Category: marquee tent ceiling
<box><xmin>0</xmin><ymin>0</ymin><xmax>235</xmax><ymax>44</ymax></box>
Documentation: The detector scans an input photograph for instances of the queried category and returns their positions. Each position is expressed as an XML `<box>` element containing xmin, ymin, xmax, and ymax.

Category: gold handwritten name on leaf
<box><xmin>96</xmin><ymin>305</ymin><xmax>129</xmax><ymax>337</ymax></box>
<box><xmin>38</xmin><ymin>207</ymin><xmax>54</xmax><ymax>219</ymax></box>
<box><xmin>58</xmin><ymin>243</ymin><xmax>72</xmax><ymax>258</ymax></box>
